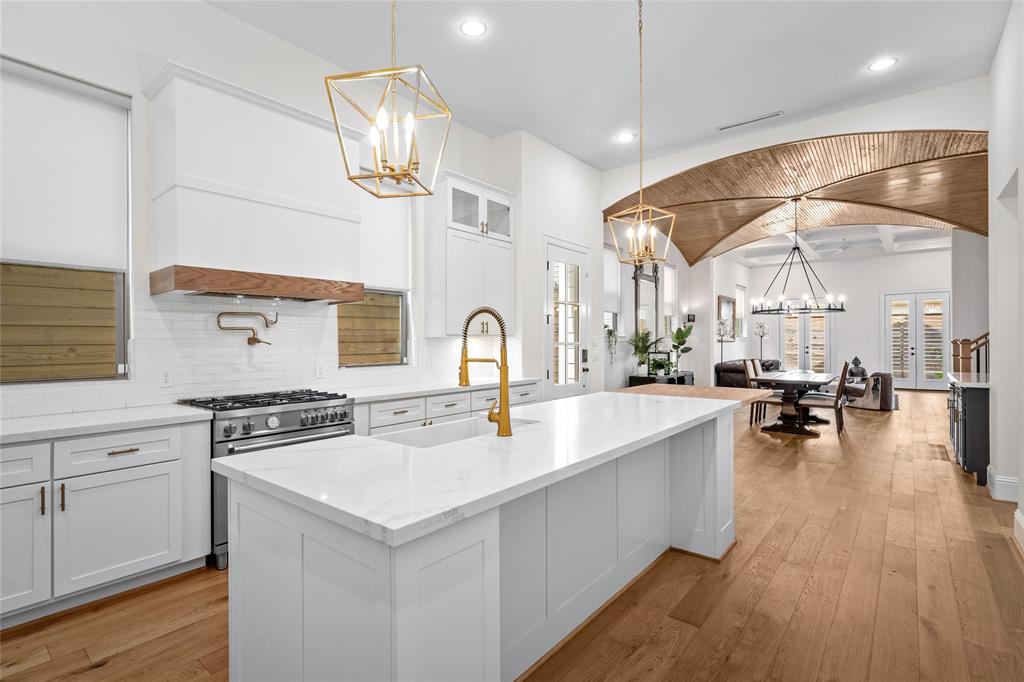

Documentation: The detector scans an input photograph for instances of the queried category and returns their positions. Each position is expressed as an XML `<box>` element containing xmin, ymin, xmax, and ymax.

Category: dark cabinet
<box><xmin>948</xmin><ymin>383</ymin><xmax>989</xmax><ymax>486</ymax></box>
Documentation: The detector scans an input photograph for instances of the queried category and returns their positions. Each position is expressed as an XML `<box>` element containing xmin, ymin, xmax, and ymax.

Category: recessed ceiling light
<box><xmin>459</xmin><ymin>19</ymin><xmax>487</xmax><ymax>38</ymax></box>
<box><xmin>867</xmin><ymin>56</ymin><xmax>899</xmax><ymax>72</ymax></box>
<box><xmin>613</xmin><ymin>131</ymin><xmax>637</xmax><ymax>143</ymax></box>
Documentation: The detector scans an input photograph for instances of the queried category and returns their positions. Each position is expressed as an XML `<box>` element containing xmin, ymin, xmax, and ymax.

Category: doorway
<box><xmin>883</xmin><ymin>291</ymin><xmax>950</xmax><ymax>390</ymax></box>
<box><xmin>546</xmin><ymin>239</ymin><xmax>590</xmax><ymax>400</ymax></box>
<box><xmin>778</xmin><ymin>312</ymin><xmax>832</xmax><ymax>372</ymax></box>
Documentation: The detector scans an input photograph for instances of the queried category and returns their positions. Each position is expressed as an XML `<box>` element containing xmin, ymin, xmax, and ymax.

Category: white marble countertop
<box><xmin>212</xmin><ymin>391</ymin><xmax>737</xmax><ymax>546</ymax></box>
<box><xmin>947</xmin><ymin>371</ymin><xmax>990</xmax><ymax>388</ymax></box>
<box><xmin>0</xmin><ymin>404</ymin><xmax>212</xmax><ymax>445</ymax></box>
<box><xmin>346</xmin><ymin>377</ymin><xmax>540</xmax><ymax>404</ymax></box>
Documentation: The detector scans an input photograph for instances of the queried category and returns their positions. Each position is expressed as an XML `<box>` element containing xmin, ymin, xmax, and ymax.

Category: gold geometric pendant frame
<box><xmin>325</xmin><ymin>64</ymin><xmax>452</xmax><ymax>199</ymax></box>
<box><xmin>607</xmin><ymin>203</ymin><xmax>676</xmax><ymax>266</ymax></box>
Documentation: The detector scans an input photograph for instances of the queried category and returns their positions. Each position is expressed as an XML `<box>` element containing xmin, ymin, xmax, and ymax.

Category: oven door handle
<box><xmin>226</xmin><ymin>428</ymin><xmax>351</xmax><ymax>455</ymax></box>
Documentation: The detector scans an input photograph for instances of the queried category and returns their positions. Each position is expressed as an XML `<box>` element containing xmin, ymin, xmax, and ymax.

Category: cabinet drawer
<box><xmin>471</xmin><ymin>389</ymin><xmax>502</xmax><ymax>412</ymax></box>
<box><xmin>510</xmin><ymin>384</ymin><xmax>539</xmax><ymax>406</ymax></box>
<box><xmin>426</xmin><ymin>393</ymin><xmax>471</xmax><ymax>419</ymax></box>
<box><xmin>0</xmin><ymin>442</ymin><xmax>51</xmax><ymax>488</ymax></box>
<box><xmin>54</xmin><ymin>427</ymin><xmax>181</xmax><ymax>479</ymax></box>
<box><xmin>369</xmin><ymin>398</ymin><xmax>426</xmax><ymax>429</ymax></box>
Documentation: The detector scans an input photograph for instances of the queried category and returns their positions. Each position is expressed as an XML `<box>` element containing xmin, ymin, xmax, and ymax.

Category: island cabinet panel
<box><xmin>0</xmin><ymin>482</ymin><xmax>52</xmax><ymax>613</ymax></box>
<box><xmin>392</xmin><ymin>508</ymin><xmax>500</xmax><ymax>682</ymax></box>
<box><xmin>669</xmin><ymin>418</ymin><xmax>735</xmax><ymax>559</ymax></box>
<box><xmin>499</xmin><ymin>442</ymin><xmax>672</xmax><ymax>682</ymax></box>
<box><xmin>546</xmin><ymin>462</ymin><xmax>619</xmax><ymax>615</ymax></box>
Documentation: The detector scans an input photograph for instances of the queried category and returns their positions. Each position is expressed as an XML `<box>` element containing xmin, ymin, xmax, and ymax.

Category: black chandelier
<box><xmin>750</xmin><ymin>198</ymin><xmax>846</xmax><ymax>316</ymax></box>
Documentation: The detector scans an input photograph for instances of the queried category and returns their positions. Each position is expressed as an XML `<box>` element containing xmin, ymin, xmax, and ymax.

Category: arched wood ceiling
<box><xmin>602</xmin><ymin>130</ymin><xmax>988</xmax><ymax>265</ymax></box>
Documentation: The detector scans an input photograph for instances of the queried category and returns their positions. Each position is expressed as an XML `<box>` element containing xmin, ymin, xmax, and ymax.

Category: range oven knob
<box><xmin>266</xmin><ymin>414</ymin><xmax>281</xmax><ymax>429</ymax></box>
<box><xmin>241</xmin><ymin>418</ymin><xmax>254</xmax><ymax>434</ymax></box>
<box><xmin>327</xmin><ymin>410</ymin><xmax>337</xmax><ymax>422</ymax></box>
<box><xmin>318</xmin><ymin>411</ymin><xmax>327</xmax><ymax>424</ymax></box>
<box><xmin>223</xmin><ymin>422</ymin><xmax>237</xmax><ymax>437</ymax></box>
<box><xmin>300</xmin><ymin>412</ymin><xmax>310</xmax><ymax>426</ymax></box>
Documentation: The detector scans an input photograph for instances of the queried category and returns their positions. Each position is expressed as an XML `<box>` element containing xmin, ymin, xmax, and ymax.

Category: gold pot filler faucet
<box><xmin>458</xmin><ymin>306</ymin><xmax>512</xmax><ymax>437</ymax></box>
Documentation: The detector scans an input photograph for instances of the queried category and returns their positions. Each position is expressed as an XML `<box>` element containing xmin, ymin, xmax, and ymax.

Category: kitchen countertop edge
<box><xmin>1</xmin><ymin>404</ymin><xmax>213</xmax><ymax>445</ymax></box>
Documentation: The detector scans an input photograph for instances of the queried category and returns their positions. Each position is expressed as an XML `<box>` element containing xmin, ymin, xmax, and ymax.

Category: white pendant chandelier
<box><xmin>324</xmin><ymin>0</ymin><xmax>452</xmax><ymax>199</ymax></box>
<box><xmin>607</xmin><ymin>0</ymin><xmax>675</xmax><ymax>267</ymax></box>
<box><xmin>751</xmin><ymin>198</ymin><xmax>847</xmax><ymax>315</ymax></box>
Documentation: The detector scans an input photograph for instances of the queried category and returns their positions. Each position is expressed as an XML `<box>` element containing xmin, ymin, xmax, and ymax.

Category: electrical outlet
<box><xmin>159</xmin><ymin>368</ymin><xmax>174</xmax><ymax>388</ymax></box>
<box><xmin>315</xmin><ymin>362</ymin><xmax>326</xmax><ymax>379</ymax></box>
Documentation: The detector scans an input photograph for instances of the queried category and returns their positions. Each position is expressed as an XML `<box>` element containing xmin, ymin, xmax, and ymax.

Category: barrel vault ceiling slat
<box><xmin>602</xmin><ymin>130</ymin><xmax>989</xmax><ymax>265</ymax></box>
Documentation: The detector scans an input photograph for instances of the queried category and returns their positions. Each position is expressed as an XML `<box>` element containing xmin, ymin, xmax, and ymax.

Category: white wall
<box><xmin>748</xmin><ymin>250</ymin><xmax>952</xmax><ymax>376</ymax></box>
<box><xmin>950</xmin><ymin>231</ymin><xmax>990</xmax><ymax>341</ymax></box>
<box><xmin>986</xmin><ymin>0</ymin><xmax>1023</xmax><ymax>511</ymax></box>
<box><xmin>711</xmin><ymin>258</ymin><xmax>752</xmax><ymax>365</ymax></box>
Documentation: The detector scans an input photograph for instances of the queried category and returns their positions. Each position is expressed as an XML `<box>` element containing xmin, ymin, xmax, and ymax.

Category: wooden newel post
<box><xmin>952</xmin><ymin>339</ymin><xmax>972</xmax><ymax>373</ymax></box>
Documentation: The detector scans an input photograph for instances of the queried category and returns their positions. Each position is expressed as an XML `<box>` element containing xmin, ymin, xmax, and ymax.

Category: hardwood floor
<box><xmin>2</xmin><ymin>391</ymin><xmax>1021</xmax><ymax>681</ymax></box>
<box><xmin>526</xmin><ymin>391</ymin><xmax>1024</xmax><ymax>682</ymax></box>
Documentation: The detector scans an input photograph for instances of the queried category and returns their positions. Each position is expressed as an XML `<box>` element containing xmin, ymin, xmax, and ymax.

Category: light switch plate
<box><xmin>315</xmin><ymin>362</ymin><xmax>326</xmax><ymax>379</ymax></box>
<box><xmin>159</xmin><ymin>368</ymin><xmax>174</xmax><ymax>388</ymax></box>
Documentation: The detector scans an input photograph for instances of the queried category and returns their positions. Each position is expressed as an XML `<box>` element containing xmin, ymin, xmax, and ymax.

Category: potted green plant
<box><xmin>649</xmin><ymin>357</ymin><xmax>672</xmax><ymax>376</ymax></box>
<box><xmin>604</xmin><ymin>325</ymin><xmax>617</xmax><ymax>362</ymax></box>
<box><xmin>626</xmin><ymin>329</ymin><xmax>660</xmax><ymax>375</ymax></box>
<box><xmin>671</xmin><ymin>324</ymin><xmax>693</xmax><ymax>366</ymax></box>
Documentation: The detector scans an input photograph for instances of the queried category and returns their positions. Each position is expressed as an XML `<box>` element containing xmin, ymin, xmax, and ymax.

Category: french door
<box><xmin>546</xmin><ymin>241</ymin><xmax>589</xmax><ymax>400</ymax></box>
<box><xmin>883</xmin><ymin>291</ymin><xmax>950</xmax><ymax>390</ymax></box>
<box><xmin>779</xmin><ymin>312</ymin><xmax>832</xmax><ymax>372</ymax></box>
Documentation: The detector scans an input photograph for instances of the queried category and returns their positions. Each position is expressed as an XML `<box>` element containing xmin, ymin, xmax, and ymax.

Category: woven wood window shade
<box><xmin>0</xmin><ymin>263</ymin><xmax>121</xmax><ymax>382</ymax></box>
<box><xmin>337</xmin><ymin>291</ymin><xmax>405</xmax><ymax>366</ymax></box>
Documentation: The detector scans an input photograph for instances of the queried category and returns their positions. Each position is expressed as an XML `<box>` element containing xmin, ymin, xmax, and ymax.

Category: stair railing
<box><xmin>952</xmin><ymin>332</ymin><xmax>989</xmax><ymax>374</ymax></box>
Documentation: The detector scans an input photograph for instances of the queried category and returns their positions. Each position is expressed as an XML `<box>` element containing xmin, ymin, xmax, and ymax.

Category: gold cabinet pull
<box><xmin>520</xmin><ymin>392</ymin><xmax>531</xmax><ymax>397</ymax></box>
<box><xmin>393</xmin><ymin>409</ymin><xmax>408</xmax><ymax>415</ymax></box>
<box><xmin>444</xmin><ymin>402</ymin><xmax>458</xmax><ymax>408</ymax></box>
<box><xmin>40</xmin><ymin>486</ymin><xmax>46</xmax><ymax>516</ymax></box>
<box><xmin>60</xmin><ymin>483</ymin><xmax>66</xmax><ymax>512</ymax></box>
<box><xmin>107</xmin><ymin>447</ymin><xmax>141</xmax><ymax>457</ymax></box>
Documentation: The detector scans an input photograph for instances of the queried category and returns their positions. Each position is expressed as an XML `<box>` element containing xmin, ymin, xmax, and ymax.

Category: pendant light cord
<box><xmin>638</xmin><ymin>0</ymin><xmax>644</xmax><ymax>205</ymax></box>
<box><xmin>391</xmin><ymin>0</ymin><xmax>397</xmax><ymax>68</ymax></box>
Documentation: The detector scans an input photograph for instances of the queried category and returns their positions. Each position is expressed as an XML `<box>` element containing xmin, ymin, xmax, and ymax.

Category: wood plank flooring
<box><xmin>1</xmin><ymin>391</ymin><xmax>1021</xmax><ymax>681</ymax></box>
<box><xmin>525</xmin><ymin>391</ymin><xmax>1024</xmax><ymax>682</ymax></box>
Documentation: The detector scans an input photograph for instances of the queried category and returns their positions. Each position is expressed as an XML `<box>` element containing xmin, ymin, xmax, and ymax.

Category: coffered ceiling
<box><xmin>601</xmin><ymin>130</ymin><xmax>988</xmax><ymax>265</ymax></box>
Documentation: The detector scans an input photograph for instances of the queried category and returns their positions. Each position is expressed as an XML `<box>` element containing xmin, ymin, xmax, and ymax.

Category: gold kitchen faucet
<box><xmin>458</xmin><ymin>306</ymin><xmax>512</xmax><ymax>437</ymax></box>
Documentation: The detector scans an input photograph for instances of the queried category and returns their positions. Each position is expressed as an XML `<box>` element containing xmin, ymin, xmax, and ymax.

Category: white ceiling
<box><xmin>725</xmin><ymin>225</ymin><xmax>951</xmax><ymax>268</ymax></box>
<box><xmin>211</xmin><ymin>0</ymin><xmax>1010</xmax><ymax>170</ymax></box>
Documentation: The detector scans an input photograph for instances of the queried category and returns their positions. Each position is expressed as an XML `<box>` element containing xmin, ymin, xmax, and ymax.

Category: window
<box><xmin>0</xmin><ymin>264</ymin><xmax>127</xmax><ymax>382</ymax></box>
<box><xmin>662</xmin><ymin>264</ymin><xmax>676</xmax><ymax>334</ymax></box>
<box><xmin>603</xmin><ymin>311</ymin><xmax>619</xmax><ymax>335</ymax></box>
<box><xmin>735</xmin><ymin>285</ymin><xmax>746</xmax><ymax>338</ymax></box>
<box><xmin>1</xmin><ymin>57</ymin><xmax>132</xmax><ymax>382</ymax></box>
<box><xmin>337</xmin><ymin>290</ymin><xmax>407</xmax><ymax>366</ymax></box>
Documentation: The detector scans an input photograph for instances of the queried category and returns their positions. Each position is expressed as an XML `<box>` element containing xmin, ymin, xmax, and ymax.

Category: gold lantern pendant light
<box><xmin>607</xmin><ymin>0</ymin><xmax>675</xmax><ymax>266</ymax></box>
<box><xmin>324</xmin><ymin>0</ymin><xmax>452</xmax><ymax>198</ymax></box>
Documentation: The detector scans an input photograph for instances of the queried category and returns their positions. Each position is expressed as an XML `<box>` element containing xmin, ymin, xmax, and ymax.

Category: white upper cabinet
<box><xmin>427</xmin><ymin>172</ymin><xmax>516</xmax><ymax>337</ymax></box>
<box><xmin>444</xmin><ymin>177</ymin><xmax>513</xmax><ymax>243</ymax></box>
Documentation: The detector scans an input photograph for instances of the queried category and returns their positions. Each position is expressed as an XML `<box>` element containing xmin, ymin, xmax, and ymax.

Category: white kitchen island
<box><xmin>212</xmin><ymin>391</ymin><xmax>737</xmax><ymax>682</ymax></box>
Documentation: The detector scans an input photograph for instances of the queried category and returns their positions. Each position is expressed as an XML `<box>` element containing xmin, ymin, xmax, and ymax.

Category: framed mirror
<box><xmin>717</xmin><ymin>295</ymin><xmax>736</xmax><ymax>342</ymax></box>
<box><xmin>633</xmin><ymin>264</ymin><xmax>660</xmax><ymax>340</ymax></box>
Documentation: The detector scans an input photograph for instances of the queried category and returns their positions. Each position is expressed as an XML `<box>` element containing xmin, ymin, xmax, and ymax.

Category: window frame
<box><xmin>336</xmin><ymin>288</ymin><xmax>409</xmax><ymax>368</ymax></box>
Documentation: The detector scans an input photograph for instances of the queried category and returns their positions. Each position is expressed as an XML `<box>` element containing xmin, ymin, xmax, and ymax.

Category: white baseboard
<box><xmin>986</xmin><ymin>464</ymin><xmax>1019</xmax><ymax>502</ymax></box>
<box><xmin>1014</xmin><ymin>509</ymin><xmax>1024</xmax><ymax>560</ymax></box>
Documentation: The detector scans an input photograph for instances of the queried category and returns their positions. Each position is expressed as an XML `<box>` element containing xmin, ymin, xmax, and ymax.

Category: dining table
<box><xmin>753</xmin><ymin>370</ymin><xmax>837</xmax><ymax>437</ymax></box>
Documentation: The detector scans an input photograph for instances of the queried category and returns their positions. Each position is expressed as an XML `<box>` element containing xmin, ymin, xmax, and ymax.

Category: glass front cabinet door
<box><xmin>445</xmin><ymin>178</ymin><xmax>513</xmax><ymax>242</ymax></box>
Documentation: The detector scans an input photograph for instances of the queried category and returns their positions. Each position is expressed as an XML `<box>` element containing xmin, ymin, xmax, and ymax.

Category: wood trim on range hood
<box><xmin>149</xmin><ymin>265</ymin><xmax>364</xmax><ymax>304</ymax></box>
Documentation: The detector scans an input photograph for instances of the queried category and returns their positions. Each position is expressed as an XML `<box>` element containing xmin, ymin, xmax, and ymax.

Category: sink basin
<box><xmin>373</xmin><ymin>416</ymin><xmax>540</xmax><ymax>448</ymax></box>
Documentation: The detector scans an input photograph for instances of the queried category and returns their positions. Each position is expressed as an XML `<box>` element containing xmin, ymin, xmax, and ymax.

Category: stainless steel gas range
<box><xmin>185</xmin><ymin>389</ymin><xmax>355</xmax><ymax>569</ymax></box>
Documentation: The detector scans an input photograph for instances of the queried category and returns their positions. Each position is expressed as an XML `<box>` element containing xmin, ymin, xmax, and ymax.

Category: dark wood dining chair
<box><xmin>744</xmin><ymin>359</ymin><xmax>782</xmax><ymax>425</ymax></box>
<box><xmin>799</xmin><ymin>361</ymin><xmax>851</xmax><ymax>434</ymax></box>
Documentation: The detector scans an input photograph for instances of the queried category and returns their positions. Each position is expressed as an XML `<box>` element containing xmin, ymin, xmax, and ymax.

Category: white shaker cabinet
<box><xmin>427</xmin><ymin>172</ymin><xmax>516</xmax><ymax>337</ymax></box>
<box><xmin>0</xmin><ymin>482</ymin><xmax>52</xmax><ymax>613</ymax></box>
<box><xmin>53</xmin><ymin>461</ymin><xmax>182</xmax><ymax>598</ymax></box>
<box><xmin>442</xmin><ymin>227</ymin><xmax>515</xmax><ymax>337</ymax></box>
